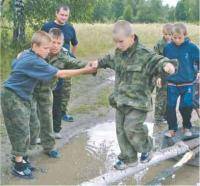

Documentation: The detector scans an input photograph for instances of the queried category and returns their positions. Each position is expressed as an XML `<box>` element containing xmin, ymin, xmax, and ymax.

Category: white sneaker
<box><xmin>184</xmin><ymin>129</ymin><xmax>192</xmax><ymax>137</ymax></box>
<box><xmin>54</xmin><ymin>132</ymin><xmax>62</xmax><ymax>139</ymax></box>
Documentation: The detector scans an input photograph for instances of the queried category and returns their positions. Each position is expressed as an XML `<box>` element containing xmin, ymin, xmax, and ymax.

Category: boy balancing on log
<box><xmin>91</xmin><ymin>20</ymin><xmax>176</xmax><ymax>170</ymax></box>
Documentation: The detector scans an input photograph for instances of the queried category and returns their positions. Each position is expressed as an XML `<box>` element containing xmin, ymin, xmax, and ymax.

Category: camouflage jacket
<box><xmin>98</xmin><ymin>35</ymin><xmax>173</xmax><ymax>111</ymax></box>
<box><xmin>154</xmin><ymin>38</ymin><xmax>173</xmax><ymax>85</ymax></box>
<box><xmin>154</xmin><ymin>37</ymin><xmax>167</xmax><ymax>55</ymax></box>
<box><xmin>34</xmin><ymin>48</ymin><xmax>86</xmax><ymax>94</ymax></box>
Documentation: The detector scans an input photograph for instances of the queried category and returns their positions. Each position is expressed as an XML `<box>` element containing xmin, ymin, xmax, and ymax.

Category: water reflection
<box><xmin>86</xmin><ymin>121</ymin><xmax>155</xmax><ymax>171</ymax></box>
<box><xmin>86</xmin><ymin>121</ymin><xmax>120</xmax><ymax>170</ymax></box>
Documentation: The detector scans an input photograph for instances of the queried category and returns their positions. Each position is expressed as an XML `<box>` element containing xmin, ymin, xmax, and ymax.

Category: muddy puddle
<box><xmin>5</xmin><ymin>121</ymin><xmax>199</xmax><ymax>185</ymax></box>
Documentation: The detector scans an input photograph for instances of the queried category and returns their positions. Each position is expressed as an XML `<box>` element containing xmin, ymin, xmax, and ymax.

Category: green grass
<box><xmin>1</xmin><ymin>23</ymin><xmax>199</xmax><ymax>81</ymax></box>
<box><xmin>74</xmin><ymin>23</ymin><xmax>200</xmax><ymax>59</ymax></box>
<box><xmin>70</xmin><ymin>86</ymin><xmax>112</xmax><ymax>114</ymax></box>
<box><xmin>96</xmin><ymin>87</ymin><xmax>112</xmax><ymax>108</ymax></box>
<box><xmin>71</xmin><ymin>104</ymin><xmax>98</xmax><ymax>114</ymax></box>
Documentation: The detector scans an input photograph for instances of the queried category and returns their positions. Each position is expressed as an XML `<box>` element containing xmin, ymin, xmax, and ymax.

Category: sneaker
<box><xmin>164</xmin><ymin>130</ymin><xmax>176</xmax><ymax>138</ymax></box>
<box><xmin>47</xmin><ymin>149</ymin><xmax>61</xmax><ymax>158</ymax></box>
<box><xmin>140</xmin><ymin>152</ymin><xmax>152</xmax><ymax>163</ymax></box>
<box><xmin>184</xmin><ymin>129</ymin><xmax>192</xmax><ymax>137</ymax></box>
<box><xmin>62</xmin><ymin>114</ymin><xmax>74</xmax><ymax>122</ymax></box>
<box><xmin>114</xmin><ymin>160</ymin><xmax>127</xmax><ymax>170</ymax></box>
<box><xmin>11</xmin><ymin>156</ymin><xmax>36</xmax><ymax>171</ymax></box>
<box><xmin>54</xmin><ymin>132</ymin><xmax>62</xmax><ymax>139</ymax></box>
<box><xmin>11</xmin><ymin>162</ymin><xmax>34</xmax><ymax>179</ymax></box>
<box><xmin>23</xmin><ymin>156</ymin><xmax>36</xmax><ymax>171</ymax></box>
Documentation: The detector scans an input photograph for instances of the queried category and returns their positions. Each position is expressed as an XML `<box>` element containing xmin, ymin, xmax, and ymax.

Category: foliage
<box><xmin>175</xmin><ymin>0</ymin><xmax>199</xmax><ymax>22</ymax></box>
<box><xmin>24</xmin><ymin>0</ymin><xmax>95</xmax><ymax>30</ymax></box>
<box><xmin>123</xmin><ymin>4</ymin><xmax>133</xmax><ymax>22</ymax></box>
<box><xmin>92</xmin><ymin>0</ymin><xmax>113</xmax><ymax>22</ymax></box>
<box><xmin>0</xmin><ymin>0</ymin><xmax>199</xmax><ymax>48</ymax></box>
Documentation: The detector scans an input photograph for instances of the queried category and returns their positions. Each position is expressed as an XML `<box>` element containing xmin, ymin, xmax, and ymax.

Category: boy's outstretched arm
<box><xmin>56</xmin><ymin>63</ymin><xmax>97</xmax><ymax>78</ymax></box>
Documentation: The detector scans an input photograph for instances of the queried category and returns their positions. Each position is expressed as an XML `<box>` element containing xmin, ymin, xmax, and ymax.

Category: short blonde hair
<box><xmin>163</xmin><ymin>23</ymin><xmax>173</xmax><ymax>34</ymax></box>
<box><xmin>31</xmin><ymin>31</ymin><xmax>52</xmax><ymax>46</ymax></box>
<box><xmin>113</xmin><ymin>20</ymin><xmax>134</xmax><ymax>37</ymax></box>
<box><xmin>172</xmin><ymin>23</ymin><xmax>187</xmax><ymax>35</ymax></box>
<box><xmin>49</xmin><ymin>28</ymin><xmax>64</xmax><ymax>41</ymax></box>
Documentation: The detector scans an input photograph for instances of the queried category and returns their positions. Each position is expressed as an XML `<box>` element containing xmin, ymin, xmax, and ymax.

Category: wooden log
<box><xmin>81</xmin><ymin>138</ymin><xmax>199</xmax><ymax>186</ymax></box>
<box><xmin>146</xmin><ymin>145</ymin><xmax>200</xmax><ymax>185</ymax></box>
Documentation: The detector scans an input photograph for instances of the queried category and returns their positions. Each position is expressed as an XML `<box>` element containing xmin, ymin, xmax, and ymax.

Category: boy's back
<box><xmin>4</xmin><ymin>51</ymin><xmax>57</xmax><ymax>101</ymax></box>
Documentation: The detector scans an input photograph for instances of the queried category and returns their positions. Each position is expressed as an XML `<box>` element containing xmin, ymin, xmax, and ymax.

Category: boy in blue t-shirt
<box><xmin>163</xmin><ymin>23</ymin><xmax>200</xmax><ymax>137</ymax></box>
<box><xmin>1</xmin><ymin>31</ymin><xmax>96</xmax><ymax>179</ymax></box>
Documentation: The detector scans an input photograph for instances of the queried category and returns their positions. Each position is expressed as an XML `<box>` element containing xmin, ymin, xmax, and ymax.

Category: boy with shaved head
<box><xmin>92</xmin><ymin>20</ymin><xmax>176</xmax><ymax>169</ymax></box>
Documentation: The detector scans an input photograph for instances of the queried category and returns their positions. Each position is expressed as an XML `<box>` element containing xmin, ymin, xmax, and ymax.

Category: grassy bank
<box><xmin>1</xmin><ymin>23</ymin><xmax>199</xmax><ymax>80</ymax></box>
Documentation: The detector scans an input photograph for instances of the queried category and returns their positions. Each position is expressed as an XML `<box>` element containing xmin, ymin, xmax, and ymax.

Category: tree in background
<box><xmin>111</xmin><ymin>0</ymin><xmax>124</xmax><ymax>20</ymax></box>
<box><xmin>92</xmin><ymin>0</ymin><xmax>113</xmax><ymax>22</ymax></box>
<box><xmin>13</xmin><ymin>0</ymin><xmax>25</xmax><ymax>44</ymax></box>
<box><xmin>175</xmin><ymin>0</ymin><xmax>187</xmax><ymax>21</ymax></box>
<box><xmin>175</xmin><ymin>0</ymin><xmax>199</xmax><ymax>22</ymax></box>
<box><xmin>1</xmin><ymin>0</ymin><xmax>199</xmax><ymax>48</ymax></box>
<box><xmin>24</xmin><ymin>0</ymin><xmax>96</xmax><ymax>29</ymax></box>
<box><xmin>136</xmin><ymin>0</ymin><xmax>164</xmax><ymax>22</ymax></box>
<box><xmin>123</xmin><ymin>0</ymin><xmax>133</xmax><ymax>22</ymax></box>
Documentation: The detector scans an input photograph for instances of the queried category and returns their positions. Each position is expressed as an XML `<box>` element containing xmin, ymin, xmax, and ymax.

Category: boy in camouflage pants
<box><xmin>92</xmin><ymin>20</ymin><xmax>176</xmax><ymax>170</ymax></box>
<box><xmin>1</xmin><ymin>31</ymin><xmax>96</xmax><ymax>179</ymax></box>
<box><xmin>154</xmin><ymin>23</ymin><xmax>173</xmax><ymax>125</ymax></box>
<box><xmin>29</xmin><ymin>28</ymin><xmax>92</xmax><ymax>151</ymax></box>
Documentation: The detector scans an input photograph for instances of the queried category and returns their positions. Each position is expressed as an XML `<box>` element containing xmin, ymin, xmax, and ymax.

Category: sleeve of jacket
<box><xmin>153</xmin><ymin>42</ymin><xmax>161</xmax><ymax>55</ymax></box>
<box><xmin>192</xmin><ymin>44</ymin><xmax>200</xmax><ymax>70</ymax></box>
<box><xmin>97</xmin><ymin>52</ymin><xmax>115</xmax><ymax>69</ymax></box>
<box><xmin>144</xmin><ymin>48</ymin><xmax>177</xmax><ymax>77</ymax></box>
<box><xmin>61</xmin><ymin>54</ymin><xmax>86</xmax><ymax>69</ymax></box>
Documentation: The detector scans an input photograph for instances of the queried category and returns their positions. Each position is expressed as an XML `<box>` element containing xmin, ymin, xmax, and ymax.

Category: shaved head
<box><xmin>113</xmin><ymin>20</ymin><xmax>134</xmax><ymax>37</ymax></box>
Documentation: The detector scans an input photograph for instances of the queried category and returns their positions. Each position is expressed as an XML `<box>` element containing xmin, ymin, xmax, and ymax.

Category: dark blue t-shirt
<box><xmin>41</xmin><ymin>21</ymin><xmax>78</xmax><ymax>50</ymax></box>
<box><xmin>164</xmin><ymin>39</ymin><xmax>200</xmax><ymax>84</ymax></box>
<box><xmin>4</xmin><ymin>50</ymin><xmax>58</xmax><ymax>101</ymax></box>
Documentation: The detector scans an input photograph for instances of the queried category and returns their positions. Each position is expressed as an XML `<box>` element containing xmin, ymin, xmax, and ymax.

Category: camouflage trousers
<box><xmin>53</xmin><ymin>87</ymin><xmax>62</xmax><ymax>133</ymax></box>
<box><xmin>29</xmin><ymin>96</ymin><xmax>40</xmax><ymax>145</ymax></box>
<box><xmin>116</xmin><ymin>106</ymin><xmax>153</xmax><ymax>163</ymax></box>
<box><xmin>32</xmin><ymin>85</ymin><xmax>55</xmax><ymax>152</ymax></box>
<box><xmin>154</xmin><ymin>85</ymin><xmax>167</xmax><ymax>124</ymax></box>
<box><xmin>52</xmin><ymin>78</ymin><xmax>71</xmax><ymax>132</ymax></box>
<box><xmin>193</xmin><ymin>79</ymin><xmax>199</xmax><ymax>109</ymax></box>
<box><xmin>1</xmin><ymin>88</ymin><xmax>32</xmax><ymax>156</ymax></box>
<box><xmin>60</xmin><ymin>78</ymin><xmax>72</xmax><ymax>114</ymax></box>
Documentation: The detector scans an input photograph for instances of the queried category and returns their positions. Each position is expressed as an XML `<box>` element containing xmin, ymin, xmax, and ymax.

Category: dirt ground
<box><xmin>1</xmin><ymin>68</ymin><xmax>199</xmax><ymax>185</ymax></box>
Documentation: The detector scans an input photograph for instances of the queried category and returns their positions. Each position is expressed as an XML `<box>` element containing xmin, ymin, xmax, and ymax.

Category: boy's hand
<box><xmin>156</xmin><ymin>78</ymin><xmax>162</xmax><ymax>88</ymax></box>
<box><xmin>84</xmin><ymin>62</ymin><xmax>97</xmax><ymax>74</ymax></box>
<box><xmin>88</xmin><ymin>60</ymin><xmax>98</xmax><ymax>68</ymax></box>
<box><xmin>163</xmin><ymin>63</ymin><xmax>175</xmax><ymax>74</ymax></box>
<box><xmin>88</xmin><ymin>60</ymin><xmax>98</xmax><ymax>76</ymax></box>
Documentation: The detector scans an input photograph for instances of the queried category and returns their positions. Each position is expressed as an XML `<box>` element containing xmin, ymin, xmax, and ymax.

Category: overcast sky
<box><xmin>162</xmin><ymin>0</ymin><xmax>180</xmax><ymax>7</ymax></box>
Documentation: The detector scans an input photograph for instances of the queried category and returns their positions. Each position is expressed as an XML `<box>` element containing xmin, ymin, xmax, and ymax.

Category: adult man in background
<box><xmin>42</xmin><ymin>5</ymin><xmax>78</xmax><ymax>122</ymax></box>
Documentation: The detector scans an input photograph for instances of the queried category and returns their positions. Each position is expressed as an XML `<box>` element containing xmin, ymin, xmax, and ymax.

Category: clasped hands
<box><xmin>84</xmin><ymin>60</ymin><xmax>98</xmax><ymax>74</ymax></box>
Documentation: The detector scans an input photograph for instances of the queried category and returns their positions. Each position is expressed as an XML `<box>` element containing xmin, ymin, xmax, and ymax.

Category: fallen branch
<box><xmin>146</xmin><ymin>145</ymin><xmax>200</xmax><ymax>185</ymax></box>
<box><xmin>81</xmin><ymin>138</ymin><xmax>199</xmax><ymax>186</ymax></box>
